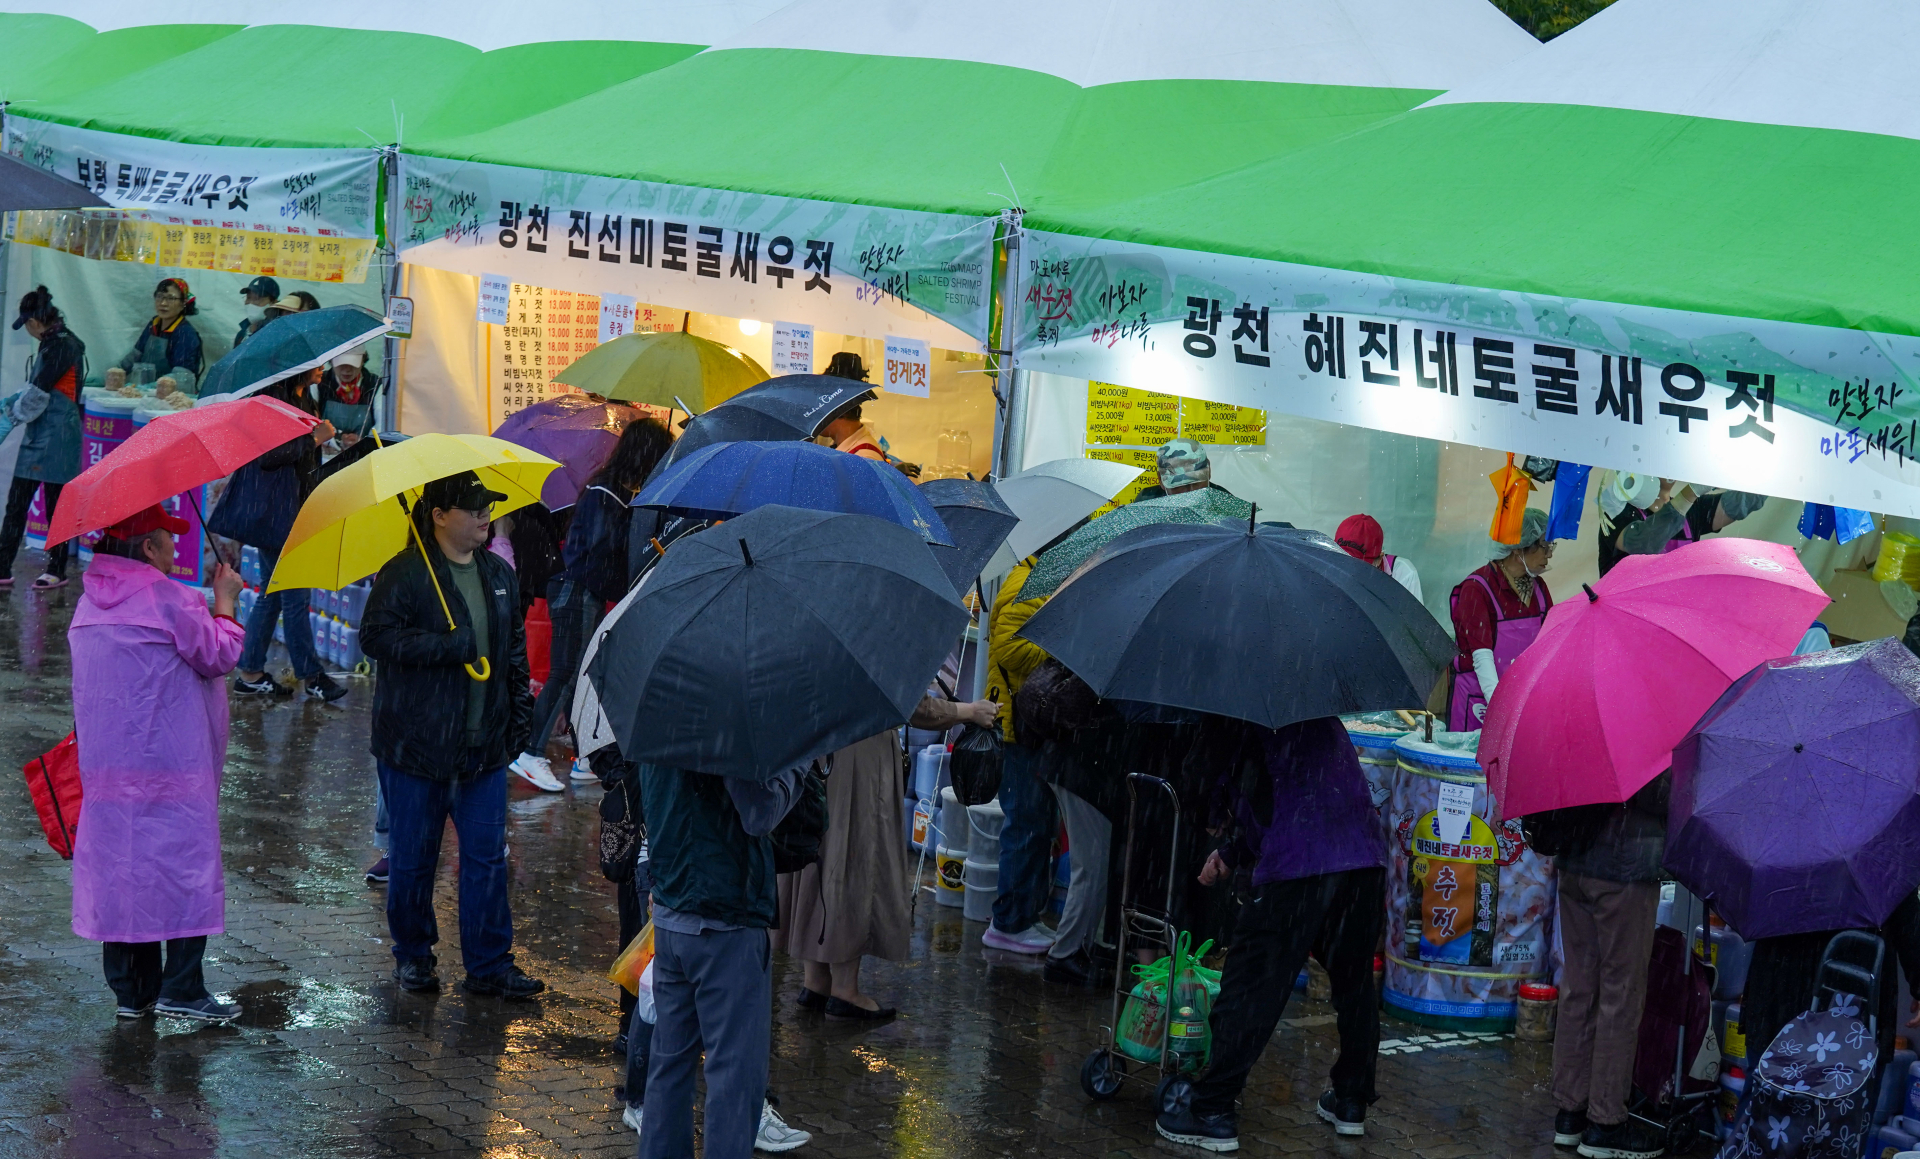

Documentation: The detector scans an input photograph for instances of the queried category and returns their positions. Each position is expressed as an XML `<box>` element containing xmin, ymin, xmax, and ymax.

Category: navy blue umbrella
<box><xmin>1</xmin><ymin>153</ymin><xmax>109</xmax><ymax>211</ymax></box>
<box><xmin>633</xmin><ymin>440</ymin><xmax>953</xmax><ymax>546</ymax></box>
<box><xmin>919</xmin><ymin>477</ymin><xmax>1016</xmax><ymax>593</ymax></box>
<box><xmin>201</xmin><ymin>305</ymin><xmax>390</xmax><ymax>397</ymax></box>
<box><xmin>587</xmin><ymin>505</ymin><xmax>969</xmax><ymax>778</ymax></box>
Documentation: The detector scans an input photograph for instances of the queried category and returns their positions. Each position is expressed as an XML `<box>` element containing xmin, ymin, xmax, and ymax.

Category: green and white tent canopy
<box><xmin>394</xmin><ymin>0</ymin><xmax>1539</xmax><ymax>346</ymax></box>
<box><xmin>1011</xmin><ymin>0</ymin><xmax>1920</xmax><ymax>516</ymax></box>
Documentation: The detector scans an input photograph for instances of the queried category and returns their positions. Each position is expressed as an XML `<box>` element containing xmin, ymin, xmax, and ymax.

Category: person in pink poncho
<box><xmin>69</xmin><ymin>504</ymin><xmax>246</xmax><ymax>1022</ymax></box>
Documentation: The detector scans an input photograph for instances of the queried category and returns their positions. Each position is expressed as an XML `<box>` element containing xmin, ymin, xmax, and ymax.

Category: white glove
<box><xmin>1471</xmin><ymin>648</ymin><xmax>1500</xmax><ymax>704</ymax></box>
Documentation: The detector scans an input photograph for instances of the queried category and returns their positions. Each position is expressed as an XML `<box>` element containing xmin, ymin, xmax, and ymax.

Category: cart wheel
<box><xmin>1080</xmin><ymin>1050</ymin><xmax>1125</xmax><ymax>1100</ymax></box>
<box><xmin>1665</xmin><ymin>1108</ymin><xmax>1702</xmax><ymax>1155</ymax></box>
<box><xmin>1155</xmin><ymin>1075</ymin><xmax>1194</xmax><ymax>1116</ymax></box>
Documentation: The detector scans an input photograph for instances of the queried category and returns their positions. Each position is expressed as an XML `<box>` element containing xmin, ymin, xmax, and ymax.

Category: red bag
<box><xmin>22</xmin><ymin>732</ymin><xmax>81</xmax><ymax>859</ymax></box>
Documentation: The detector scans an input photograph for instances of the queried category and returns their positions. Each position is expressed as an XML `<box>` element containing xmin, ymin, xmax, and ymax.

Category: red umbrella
<box><xmin>48</xmin><ymin>396</ymin><xmax>317</xmax><ymax>545</ymax></box>
<box><xmin>1480</xmin><ymin>537</ymin><xmax>1829</xmax><ymax>820</ymax></box>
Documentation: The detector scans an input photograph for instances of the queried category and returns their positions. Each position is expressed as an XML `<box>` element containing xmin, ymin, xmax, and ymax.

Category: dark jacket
<box><xmin>1556</xmin><ymin>773</ymin><xmax>1670</xmax><ymax>882</ymax></box>
<box><xmin>360</xmin><ymin>538</ymin><xmax>532</xmax><ymax>782</ymax></box>
<box><xmin>558</xmin><ymin>483</ymin><xmax>632</xmax><ymax>604</ymax></box>
<box><xmin>11</xmin><ymin>324</ymin><xmax>85</xmax><ymax>484</ymax></box>
<box><xmin>318</xmin><ymin>367</ymin><xmax>380</xmax><ymax>438</ymax></box>
<box><xmin>206</xmin><ymin>385</ymin><xmax>320</xmax><ymax>552</ymax></box>
<box><xmin>638</xmin><ymin>763</ymin><xmax>780</xmax><ymax>928</ymax></box>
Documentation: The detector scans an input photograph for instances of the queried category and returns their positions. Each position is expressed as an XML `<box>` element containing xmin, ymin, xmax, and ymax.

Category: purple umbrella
<box><xmin>1666</xmin><ymin>637</ymin><xmax>1920</xmax><ymax>940</ymax></box>
<box><xmin>492</xmin><ymin>394</ymin><xmax>641</xmax><ymax>509</ymax></box>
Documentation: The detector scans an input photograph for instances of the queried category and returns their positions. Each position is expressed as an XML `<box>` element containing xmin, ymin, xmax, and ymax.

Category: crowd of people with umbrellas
<box><xmin>17</xmin><ymin>274</ymin><xmax>1920</xmax><ymax>1159</ymax></box>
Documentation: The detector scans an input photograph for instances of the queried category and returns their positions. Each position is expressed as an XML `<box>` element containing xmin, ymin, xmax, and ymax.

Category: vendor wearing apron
<box><xmin>1448</xmin><ymin>507</ymin><xmax>1556</xmax><ymax>731</ymax></box>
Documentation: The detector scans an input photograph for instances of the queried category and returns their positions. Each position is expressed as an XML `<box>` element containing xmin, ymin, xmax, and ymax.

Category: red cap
<box><xmin>1335</xmin><ymin>513</ymin><xmax>1384</xmax><ymax>562</ymax></box>
<box><xmin>106</xmin><ymin>504</ymin><xmax>189</xmax><ymax>540</ymax></box>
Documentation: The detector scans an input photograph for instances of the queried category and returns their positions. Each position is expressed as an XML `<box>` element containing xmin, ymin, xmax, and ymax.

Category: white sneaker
<box><xmin>982</xmin><ymin>924</ymin><xmax>1056</xmax><ymax>954</ymax></box>
<box><xmin>509</xmin><ymin>753</ymin><xmax>564</xmax><ymax>792</ymax></box>
<box><xmin>569</xmin><ymin>755</ymin><xmax>598</xmax><ymax>782</ymax></box>
<box><xmin>755</xmin><ymin>1102</ymin><xmax>810</xmax><ymax>1152</ymax></box>
<box><xmin>622</xmin><ymin>1103</ymin><xmax>643</xmax><ymax>1136</ymax></box>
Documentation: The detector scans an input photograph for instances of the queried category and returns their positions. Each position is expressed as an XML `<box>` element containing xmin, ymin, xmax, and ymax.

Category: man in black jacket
<box><xmin>360</xmin><ymin>471</ymin><xmax>540</xmax><ymax>999</ymax></box>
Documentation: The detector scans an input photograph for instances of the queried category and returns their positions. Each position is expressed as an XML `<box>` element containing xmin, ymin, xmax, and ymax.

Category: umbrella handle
<box><xmin>400</xmin><ymin>493</ymin><xmax>492</xmax><ymax>683</ymax></box>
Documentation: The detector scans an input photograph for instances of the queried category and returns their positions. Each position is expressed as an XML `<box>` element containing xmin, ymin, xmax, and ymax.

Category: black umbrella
<box><xmin>0</xmin><ymin>153</ymin><xmax>109</xmax><ymax>211</ymax></box>
<box><xmin>649</xmin><ymin>373</ymin><xmax>875</xmax><ymax>479</ymax></box>
<box><xmin>919</xmin><ymin>477</ymin><xmax>1017</xmax><ymax>594</ymax></box>
<box><xmin>587</xmin><ymin>504</ymin><xmax>968</xmax><ymax>779</ymax></box>
<box><xmin>1017</xmin><ymin>519</ymin><xmax>1452</xmax><ymax>729</ymax></box>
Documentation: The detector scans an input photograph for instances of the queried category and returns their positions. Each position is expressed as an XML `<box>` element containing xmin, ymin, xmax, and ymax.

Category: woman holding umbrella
<box><xmin>0</xmin><ymin>286</ymin><xmax>84</xmax><ymax>590</ymax></box>
<box><xmin>509</xmin><ymin>417</ymin><xmax>672</xmax><ymax>791</ymax></box>
<box><xmin>1447</xmin><ymin>507</ymin><xmax>1556</xmax><ymax>730</ymax></box>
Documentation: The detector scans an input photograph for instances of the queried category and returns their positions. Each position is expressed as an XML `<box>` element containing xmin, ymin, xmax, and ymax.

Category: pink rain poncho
<box><xmin>68</xmin><ymin>554</ymin><xmax>243</xmax><ymax>943</ymax></box>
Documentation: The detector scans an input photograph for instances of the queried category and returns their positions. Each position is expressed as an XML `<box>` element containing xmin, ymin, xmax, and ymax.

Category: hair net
<box><xmin>1491</xmin><ymin>507</ymin><xmax>1551</xmax><ymax>560</ymax></box>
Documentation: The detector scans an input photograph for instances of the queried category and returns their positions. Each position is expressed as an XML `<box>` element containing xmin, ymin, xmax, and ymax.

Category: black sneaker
<box><xmin>394</xmin><ymin>956</ymin><xmax>441</xmax><ymax>993</ymax></box>
<box><xmin>155</xmin><ymin>996</ymin><xmax>242</xmax><ymax>1023</ymax></box>
<box><xmin>233</xmin><ymin>673</ymin><xmax>280</xmax><ymax>697</ymax></box>
<box><xmin>1155</xmin><ymin>1107</ymin><xmax>1239</xmax><ymax>1152</ymax></box>
<box><xmin>115</xmin><ymin>1001</ymin><xmax>155</xmax><ymax>1020</ymax></box>
<box><xmin>1317</xmin><ymin>1090</ymin><xmax>1365</xmax><ymax>1137</ymax></box>
<box><xmin>1555</xmin><ymin>1108</ymin><xmax>1590</xmax><ymax>1148</ymax></box>
<box><xmin>1578</xmin><ymin>1119</ymin><xmax>1666</xmax><ymax>1159</ymax></box>
<box><xmin>1042</xmin><ymin>950</ymin><xmax>1113</xmax><ymax>989</ymax></box>
<box><xmin>304</xmin><ymin>673</ymin><xmax>348</xmax><ymax>703</ymax></box>
<box><xmin>364</xmin><ymin>857</ymin><xmax>389</xmax><ymax>884</ymax></box>
<box><xmin>463</xmin><ymin>965</ymin><xmax>545</xmax><ymax>999</ymax></box>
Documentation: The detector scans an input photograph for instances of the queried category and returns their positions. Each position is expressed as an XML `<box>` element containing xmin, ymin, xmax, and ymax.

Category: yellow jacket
<box><xmin>985</xmin><ymin>558</ymin><xmax>1050</xmax><ymax>742</ymax></box>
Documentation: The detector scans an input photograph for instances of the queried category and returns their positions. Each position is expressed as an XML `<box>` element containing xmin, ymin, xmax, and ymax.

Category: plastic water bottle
<box><xmin>1168</xmin><ymin>1004</ymin><xmax>1209</xmax><ymax>1073</ymax></box>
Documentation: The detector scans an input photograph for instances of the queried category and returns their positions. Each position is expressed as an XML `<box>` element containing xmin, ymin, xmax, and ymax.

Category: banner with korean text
<box><xmin>3</xmin><ymin>117</ymin><xmax>378</xmax><ymax>283</ymax></box>
<box><xmin>395</xmin><ymin>155</ymin><xmax>993</xmax><ymax>352</ymax></box>
<box><xmin>1011</xmin><ymin>230</ymin><xmax>1920</xmax><ymax>518</ymax></box>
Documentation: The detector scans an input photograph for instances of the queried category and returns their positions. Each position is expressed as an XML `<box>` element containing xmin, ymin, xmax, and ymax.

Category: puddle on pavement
<box><xmin>230</xmin><ymin>977</ymin><xmax>382</xmax><ymax>1030</ymax></box>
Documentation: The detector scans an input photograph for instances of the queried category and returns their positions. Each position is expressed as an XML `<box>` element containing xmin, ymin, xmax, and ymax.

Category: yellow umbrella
<box><xmin>269</xmin><ymin>434</ymin><xmax>560</xmax><ymax>681</ymax></box>
<box><xmin>552</xmin><ymin>329</ymin><xmax>768</xmax><ymax>411</ymax></box>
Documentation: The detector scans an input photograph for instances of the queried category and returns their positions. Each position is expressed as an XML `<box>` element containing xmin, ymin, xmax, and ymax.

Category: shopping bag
<box><xmin>634</xmin><ymin>959</ymin><xmax>657</xmax><ymax>1025</ymax></box>
<box><xmin>1488</xmin><ymin>453</ymin><xmax>1536</xmax><ymax>545</ymax></box>
<box><xmin>1116</xmin><ymin>935</ymin><xmax>1221</xmax><ymax>1067</ymax></box>
<box><xmin>607</xmin><ymin>920</ymin><xmax>655</xmax><ymax>996</ymax></box>
<box><xmin>22</xmin><ymin>731</ymin><xmax>81</xmax><ymax>858</ymax></box>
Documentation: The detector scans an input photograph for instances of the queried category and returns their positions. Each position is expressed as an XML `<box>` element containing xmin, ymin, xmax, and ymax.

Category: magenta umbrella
<box><xmin>1481</xmin><ymin>538</ymin><xmax>1829</xmax><ymax>820</ymax></box>
<box><xmin>491</xmin><ymin>393</ymin><xmax>641</xmax><ymax>509</ymax></box>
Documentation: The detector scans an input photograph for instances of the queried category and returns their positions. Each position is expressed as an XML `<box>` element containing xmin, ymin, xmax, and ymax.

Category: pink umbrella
<box><xmin>1481</xmin><ymin>537</ymin><xmax>1829</xmax><ymax>820</ymax></box>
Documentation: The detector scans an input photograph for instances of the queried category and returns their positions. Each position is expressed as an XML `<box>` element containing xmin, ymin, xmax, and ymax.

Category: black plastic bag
<box><xmin>770</xmin><ymin>766</ymin><xmax>829</xmax><ymax>874</ymax></box>
<box><xmin>949</xmin><ymin>723</ymin><xmax>1004</xmax><ymax>806</ymax></box>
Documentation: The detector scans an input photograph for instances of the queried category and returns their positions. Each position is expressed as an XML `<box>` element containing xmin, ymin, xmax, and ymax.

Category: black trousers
<box><xmin>1191</xmin><ymin>867</ymin><xmax>1386</xmax><ymax>1117</ymax></box>
<box><xmin>0</xmin><ymin>476</ymin><xmax>68</xmax><ymax>578</ymax></box>
<box><xmin>102</xmin><ymin>937</ymin><xmax>209</xmax><ymax>1008</ymax></box>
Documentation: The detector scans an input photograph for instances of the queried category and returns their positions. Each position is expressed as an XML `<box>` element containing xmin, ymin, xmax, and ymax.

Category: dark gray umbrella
<box><xmin>649</xmin><ymin>373</ymin><xmax>874</xmax><ymax>479</ymax></box>
<box><xmin>587</xmin><ymin>504</ymin><xmax>968</xmax><ymax>779</ymax></box>
<box><xmin>202</xmin><ymin>305</ymin><xmax>391</xmax><ymax>397</ymax></box>
<box><xmin>0</xmin><ymin>153</ymin><xmax>109</xmax><ymax>211</ymax></box>
<box><xmin>1017</xmin><ymin>519</ymin><xmax>1452</xmax><ymax>729</ymax></box>
<box><xmin>920</xmin><ymin>477</ymin><xmax>1017</xmax><ymax>594</ymax></box>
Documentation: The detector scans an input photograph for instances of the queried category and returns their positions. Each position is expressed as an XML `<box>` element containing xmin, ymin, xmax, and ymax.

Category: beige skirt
<box><xmin>772</xmin><ymin>730</ymin><xmax>910</xmax><ymax>963</ymax></box>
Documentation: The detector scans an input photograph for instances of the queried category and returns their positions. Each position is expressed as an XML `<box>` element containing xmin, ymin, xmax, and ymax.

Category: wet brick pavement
<box><xmin>0</xmin><ymin>552</ymin><xmax>1566</xmax><ymax>1158</ymax></box>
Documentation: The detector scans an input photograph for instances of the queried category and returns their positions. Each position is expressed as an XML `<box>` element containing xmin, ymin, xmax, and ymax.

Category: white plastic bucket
<box><xmin>962</xmin><ymin>858</ymin><xmax>999</xmax><ymax>922</ymax></box>
<box><xmin>966</xmin><ymin>801</ymin><xmax>1005</xmax><ymax>864</ymax></box>
<box><xmin>938</xmin><ymin>788</ymin><xmax>968</xmax><ymax>858</ymax></box>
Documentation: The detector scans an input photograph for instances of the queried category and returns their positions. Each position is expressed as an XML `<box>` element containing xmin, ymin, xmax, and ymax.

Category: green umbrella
<box><xmin>1016</xmin><ymin>486</ymin><xmax>1253</xmax><ymax>602</ymax></box>
<box><xmin>552</xmin><ymin>330</ymin><xmax>768</xmax><ymax>411</ymax></box>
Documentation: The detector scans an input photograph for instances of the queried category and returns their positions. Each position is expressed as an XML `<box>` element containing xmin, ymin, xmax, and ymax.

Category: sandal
<box><xmin>30</xmin><ymin>573</ymin><xmax>67</xmax><ymax>590</ymax></box>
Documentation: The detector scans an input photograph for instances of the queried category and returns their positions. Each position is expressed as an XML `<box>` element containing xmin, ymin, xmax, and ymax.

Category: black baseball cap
<box><xmin>420</xmin><ymin>470</ymin><xmax>507</xmax><ymax>515</ymax></box>
<box><xmin>242</xmin><ymin>275</ymin><xmax>280</xmax><ymax>300</ymax></box>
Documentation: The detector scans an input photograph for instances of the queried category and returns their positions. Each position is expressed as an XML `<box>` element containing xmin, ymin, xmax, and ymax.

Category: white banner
<box><xmin>1011</xmin><ymin>230</ymin><xmax>1920</xmax><ymax>518</ymax></box>
<box><xmin>396</xmin><ymin>155</ymin><xmax>994</xmax><ymax>352</ymax></box>
<box><xmin>5</xmin><ymin>117</ymin><xmax>377</xmax><ymax>236</ymax></box>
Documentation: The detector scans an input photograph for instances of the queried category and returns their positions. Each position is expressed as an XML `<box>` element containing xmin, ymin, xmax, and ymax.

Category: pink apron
<box><xmin>1447</xmin><ymin>572</ymin><xmax>1552</xmax><ymax>731</ymax></box>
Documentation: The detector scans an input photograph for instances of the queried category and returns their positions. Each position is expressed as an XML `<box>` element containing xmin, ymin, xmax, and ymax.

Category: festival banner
<box><xmin>1013</xmin><ymin>230</ymin><xmax>1920</xmax><ymax>518</ymax></box>
<box><xmin>396</xmin><ymin>154</ymin><xmax>993</xmax><ymax>352</ymax></box>
<box><xmin>3</xmin><ymin>117</ymin><xmax>378</xmax><ymax>283</ymax></box>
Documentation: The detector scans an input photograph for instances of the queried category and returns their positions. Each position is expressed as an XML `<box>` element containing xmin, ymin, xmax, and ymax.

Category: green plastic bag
<box><xmin>1115</xmin><ymin>933</ymin><xmax>1219</xmax><ymax>1069</ymax></box>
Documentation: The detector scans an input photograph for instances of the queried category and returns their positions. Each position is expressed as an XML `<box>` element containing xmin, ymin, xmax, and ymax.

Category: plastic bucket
<box><xmin>934</xmin><ymin>845</ymin><xmax>966</xmax><ymax>907</ymax></box>
<box><xmin>938</xmin><ymin>788</ymin><xmax>968</xmax><ymax>858</ymax></box>
<box><xmin>1342</xmin><ymin>717</ymin><xmax>1409</xmax><ymax>817</ymax></box>
<box><xmin>966</xmin><ymin>801</ymin><xmax>1005</xmax><ymax>864</ymax></box>
<box><xmin>962</xmin><ymin>858</ymin><xmax>998</xmax><ymax>922</ymax></box>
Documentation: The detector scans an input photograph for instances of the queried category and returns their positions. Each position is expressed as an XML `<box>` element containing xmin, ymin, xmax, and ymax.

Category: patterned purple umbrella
<box><xmin>492</xmin><ymin>394</ymin><xmax>640</xmax><ymax>510</ymax></box>
<box><xmin>1666</xmin><ymin>637</ymin><xmax>1920</xmax><ymax>939</ymax></box>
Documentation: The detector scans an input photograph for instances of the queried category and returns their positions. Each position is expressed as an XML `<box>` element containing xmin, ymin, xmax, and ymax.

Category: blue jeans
<box><xmin>237</xmin><ymin>545</ymin><xmax>319</xmax><ymax>679</ymax></box>
<box><xmin>379</xmin><ymin>762</ymin><xmax>514</xmax><ymax>979</ymax></box>
<box><xmin>992</xmin><ymin>742</ymin><xmax>1057</xmax><ymax>934</ymax></box>
<box><xmin>644</xmin><ymin>925</ymin><xmax>770</xmax><ymax>1159</ymax></box>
